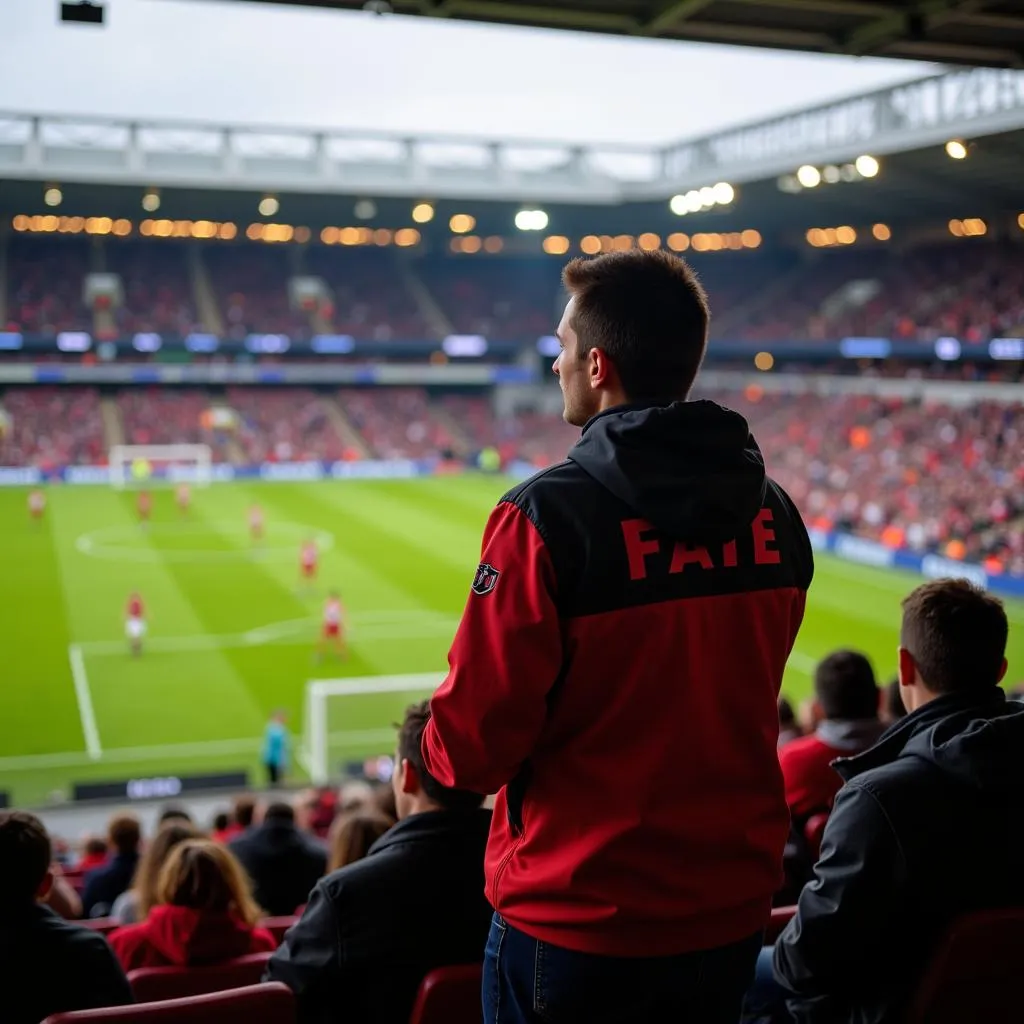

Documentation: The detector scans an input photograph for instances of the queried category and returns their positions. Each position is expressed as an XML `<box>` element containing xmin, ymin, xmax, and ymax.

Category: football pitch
<box><xmin>1</xmin><ymin>476</ymin><xmax>1022</xmax><ymax>809</ymax></box>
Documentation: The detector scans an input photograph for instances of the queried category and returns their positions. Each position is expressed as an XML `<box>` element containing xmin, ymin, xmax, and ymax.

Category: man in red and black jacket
<box><xmin>422</xmin><ymin>249</ymin><xmax>813</xmax><ymax>1024</ymax></box>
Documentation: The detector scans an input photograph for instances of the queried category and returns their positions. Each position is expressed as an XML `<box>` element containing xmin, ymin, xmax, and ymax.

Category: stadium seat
<box><xmin>903</xmin><ymin>908</ymin><xmax>1024</xmax><ymax>1024</ymax></box>
<box><xmin>80</xmin><ymin>917</ymin><xmax>119</xmax><ymax>935</ymax></box>
<box><xmin>127</xmin><ymin>952</ymin><xmax>273</xmax><ymax>1002</ymax></box>
<box><xmin>804</xmin><ymin>812</ymin><xmax>829</xmax><ymax>859</ymax></box>
<box><xmin>407</xmin><ymin>964</ymin><xmax>482</xmax><ymax>1024</ymax></box>
<box><xmin>260</xmin><ymin>916</ymin><xmax>298</xmax><ymax>944</ymax></box>
<box><xmin>765</xmin><ymin>905</ymin><xmax>797</xmax><ymax>944</ymax></box>
<box><xmin>41</xmin><ymin>982</ymin><xmax>294</xmax><ymax>1024</ymax></box>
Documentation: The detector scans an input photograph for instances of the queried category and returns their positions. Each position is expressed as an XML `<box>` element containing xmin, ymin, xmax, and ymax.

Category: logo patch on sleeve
<box><xmin>472</xmin><ymin>562</ymin><xmax>500</xmax><ymax>596</ymax></box>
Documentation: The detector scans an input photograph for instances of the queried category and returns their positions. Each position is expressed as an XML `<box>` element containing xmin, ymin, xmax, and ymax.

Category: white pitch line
<box><xmin>786</xmin><ymin>650</ymin><xmax>817</xmax><ymax>674</ymax></box>
<box><xmin>0</xmin><ymin>727</ymin><xmax>397</xmax><ymax>773</ymax></box>
<box><xmin>68</xmin><ymin>644</ymin><xmax>102</xmax><ymax>760</ymax></box>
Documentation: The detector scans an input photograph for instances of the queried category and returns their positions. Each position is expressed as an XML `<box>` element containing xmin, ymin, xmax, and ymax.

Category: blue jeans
<box><xmin>741</xmin><ymin>946</ymin><xmax>791</xmax><ymax>1023</ymax></box>
<box><xmin>483</xmin><ymin>912</ymin><xmax>763</xmax><ymax>1024</ymax></box>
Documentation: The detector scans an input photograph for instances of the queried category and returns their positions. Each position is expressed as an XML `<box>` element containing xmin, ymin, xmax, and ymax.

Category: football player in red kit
<box><xmin>300</xmin><ymin>538</ymin><xmax>318</xmax><ymax>589</ymax></box>
<box><xmin>137</xmin><ymin>490</ymin><xmax>152</xmax><ymax>525</ymax></box>
<box><xmin>176</xmin><ymin>482</ymin><xmax>190</xmax><ymax>515</ymax></box>
<box><xmin>317</xmin><ymin>590</ymin><xmax>347</xmax><ymax>661</ymax></box>
<box><xmin>125</xmin><ymin>591</ymin><xmax>147</xmax><ymax>657</ymax></box>
<box><xmin>249</xmin><ymin>503</ymin><xmax>264</xmax><ymax>542</ymax></box>
<box><xmin>28</xmin><ymin>488</ymin><xmax>46</xmax><ymax>523</ymax></box>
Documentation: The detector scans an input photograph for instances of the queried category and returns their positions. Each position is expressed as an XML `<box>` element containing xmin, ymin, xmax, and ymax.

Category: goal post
<box><xmin>302</xmin><ymin>672</ymin><xmax>444</xmax><ymax>784</ymax></box>
<box><xmin>109</xmin><ymin>444</ymin><xmax>213</xmax><ymax>489</ymax></box>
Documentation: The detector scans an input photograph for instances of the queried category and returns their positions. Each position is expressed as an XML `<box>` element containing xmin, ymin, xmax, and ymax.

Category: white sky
<box><xmin>0</xmin><ymin>0</ymin><xmax>935</xmax><ymax>145</ymax></box>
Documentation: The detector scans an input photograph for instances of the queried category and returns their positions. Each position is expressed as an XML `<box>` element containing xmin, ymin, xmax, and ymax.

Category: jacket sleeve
<box><xmin>422</xmin><ymin>500</ymin><xmax>563</xmax><ymax>795</ymax></box>
<box><xmin>264</xmin><ymin>880</ymin><xmax>343</xmax><ymax>1024</ymax></box>
<box><xmin>78</xmin><ymin>933</ymin><xmax>135</xmax><ymax>1009</ymax></box>
<box><xmin>773</xmin><ymin>780</ymin><xmax>908</xmax><ymax>1011</ymax></box>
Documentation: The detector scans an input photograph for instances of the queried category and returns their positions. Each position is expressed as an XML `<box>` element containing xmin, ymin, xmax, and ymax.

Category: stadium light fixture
<box><xmin>354</xmin><ymin>200</ymin><xmax>377</xmax><ymax>220</ymax></box>
<box><xmin>637</xmin><ymin>232</ymin><xmax>661</xmax><ymax>251</ymax></box>
<box><xmin>483</xmin><ymin>236</ymin><xmax>504</xmax><ymax>253</ymax></box>
<box><xmin>777</xmin><ymin>175</ymin><xmax>801</xmax><ymax>194</ymax></box>
<box><xmin>669</xmin><ymin>195</ymin><xmax>687</xmax><ymax>216</ymax></box>
<box><xmin>712</xmin><ymin>182</ymin><xmax>735</xmax><ymax>205</ymax></box>
<box><xmin>945</xmin><ymin>140</ymin><xmax>968</xmax><ymax>160</ymax></box>
<box><xmin>666</xmin><ymin>232</ymin><xmax>690</xmax><ymax>252</ymax></box>
<box><xmin>1018</xmin><ymin>213</ymin><xmax>1024</xmax><ymax>231</ymax></box>
<box><xmin>741</xmin><ymin>229</ymin><xmax>761</xmax><ymax>249</ymax></box>
<box><xmin>754</xmin><ymin>351</ymin><xmax>774</xmax><ymax>371</ymax></box>
<box><xmin>796</xmin><ymin>165</ymin><xmax>821</xmax><ymax>188</ymax></box>
<box><xmin>411</xmin><ymin>202</ymin><xmax>434</xmax><ymax>224</ymax></box>
<box><xmin>43</xmin><ymin>186</ymin><xmax>63</xmax><ymax>207</ymax></box>
<box><xmin>580</xmin><ymin>235</ymin><xmax>602</xmax><ymax>254</ymax></box>
<box><xmin>872</xmin><ymin>223</ymin><xmax>891</xmax><ymax>241</ymax></box>
<box><xmin>855</xmin><ymin>155</ymin><xmax>880</xmax><ymax>178</ymax></box>
<box><xmin>542</xmin><ymin>235</ymin><xmax>570</xmax><ymax>255</ymax></box>
<box><xmin>698</xmin><ymin>186</ymin><xmax>716</xmax><ymax>208</ymax></box>
<box><xmin>835</xmin><ymin>226</ymin><xmax>856</xmax><ymax>245</ymax></box>
<box><xmin>142</xmin><ymin>190</ymin><xmax>160</xmax><ymax>213</ymax></box>
<box><xmin>515</xmin><ymin>209</ymin><xmax>548</xmax><ymax>231</ymax></box>
<box><xmin>258</xmin><ymin>196</ymin><xmax>279</xmax><ymax>217</ymax></box>
<box><xmin>449</xmin><ymin>213</ymin><xmax>475</xmax><ymax>234</ymax></box>
<box><xmin>822</xmin><ymin>165</ymin><xmax>841</xmax><ymax>184</ymax></box>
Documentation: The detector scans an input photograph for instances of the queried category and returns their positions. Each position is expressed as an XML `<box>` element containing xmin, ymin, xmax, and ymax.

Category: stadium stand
<box><xmin>116</xmin><ymin>390</ymin><xmax>233</xmax><ymax>462</ymax></box>
<box><xmin>228</xmin><ymin>388</ymin><xmax>348</xmax><ymax>464</ymax></box>
<box><xmin>106</xmin><ymin>241</ymin><xmax>200</xmax><ymax>338</ymax></box>
<box><xmin>0</xmin><ymin>387</ymin><xmax>105</xmax><ymax>466</ymax></box>
<box><xmin>338</xmin><ymin>387</ymin><xmax>459</xmax><ymax>459</ymax></box>
<box><xmin>5</xmin><ymin>236</ymin><xmax>92</xmax><ymax>334</ymax></box>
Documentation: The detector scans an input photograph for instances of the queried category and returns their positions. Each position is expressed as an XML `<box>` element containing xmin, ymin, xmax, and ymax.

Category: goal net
<box><xmin>302</xmin><ymin>672</ymin><xmax>443</xmax><ymax>784</ymax></box>
<box><xmin>109</xmin><ymin>444</ymin><xmax>213</xmax><ymax>489</ymax></box>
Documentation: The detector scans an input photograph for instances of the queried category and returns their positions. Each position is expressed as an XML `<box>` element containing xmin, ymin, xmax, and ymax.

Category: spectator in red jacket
<box><xmin>109</xmin><ymin>839</ymin><xmax>275</xmax><ymax>972</ymax></box>
<box><xmin>779</xmin><ymin>650</ymin><xmax>886</xmax><ymax>824</ymax></box>
<box><xmin>77</xmin><ymin>835</ymin><xmax>109</xmax><ymax>873</ymax></box>
<box><xmin>422</xmin><ymin>250</ymin><xmax>813</xmax><ymax>1024</ymax></box>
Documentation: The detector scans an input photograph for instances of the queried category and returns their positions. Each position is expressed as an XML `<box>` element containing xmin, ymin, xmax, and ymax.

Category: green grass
<box><xmin>0</xmin><ymin>477</ymin><xmax>1022</xmax><ymax>808</ymax></box>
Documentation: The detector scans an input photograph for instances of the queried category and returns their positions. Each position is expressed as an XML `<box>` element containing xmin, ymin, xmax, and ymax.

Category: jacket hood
<box><xmin>568</xmin><ymin>401</ymin><xmax>767</xmax><ymax>541</ymax></box>
<box><xmin>366</xmin><ymin>807</ymin><xmax>492</xmax><ymax>858</ymax></box>
<box><xmin>835</xmin><ymin>688</ymin><xmax>1024</xmax><ymax>791</ymax></box>
<box><xmin>142</xmin><ymin>904</ymin><xmax>258</xmax><ymax>966</ymax></box>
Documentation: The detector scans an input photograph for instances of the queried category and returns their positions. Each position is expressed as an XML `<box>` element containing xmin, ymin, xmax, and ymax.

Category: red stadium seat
<box><xmin>765</xmin><ymin>905</ymin><xmax>797</xmax><ymax>944</ymax></box>
<box><xmin>804</xmin><ymin>812</ymin><xmax>829</xmax><ymax>859</ymax></box>
<box><xmin>127</xmin><ymin>952</ymin><xmax>272</xmax><ymax>1002</ymax></box>
<box><xmin>81</xmin><ymin>918</ymin><xmax>119</xmax><ymax>935</ymax></box>
<box><xmin>260</xmin><ymin>917</ymin><xmax>298</xmax><ymax>945</ymax></box>
<box><xmin>408</xmin><ymin>964</ymin><xmax>482</xmax><ymax>1024</ymax></box>
<box><xmin>41</xmin><ymin>982</ymin><xmax>294</xmax><ymax>1024</ymax></box>
<box><xmin>903</xmin><ymin>908</ymin><xmax>1024</xmax><ymax>1024</ymax></box>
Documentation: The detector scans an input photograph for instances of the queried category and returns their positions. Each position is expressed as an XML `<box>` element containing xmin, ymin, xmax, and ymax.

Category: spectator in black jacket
<box><xmin>746</xmin><ymin>578</ymin><xmax>1024</xmax><ymax>1024</ymax></box>
<box><xmin>82</xmin><ymin>813</ymin><xmax>142</xmax><ymax>918</ymax></box>
<box><xmin>265</xmin><ymin>701</ymin><xmax>492</xmax><ymax>1024</ymax></box>
<box><xmin>1</xmin><ymin>810</ymin><xmax>133</xmax><ymax>1024</ymax></box>
<box><xmin>230</xmin><ymin>800</ymin><xmax>326</xmax><ymax>916</ymax></box>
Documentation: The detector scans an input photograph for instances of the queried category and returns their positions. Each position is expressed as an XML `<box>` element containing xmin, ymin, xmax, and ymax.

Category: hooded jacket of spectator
<box><xmin>424</xmin><ymin>398</ymin><xmax>813</xmax><ymax>957</ymax></box>
<box><xmin>774</xmin><ymin>687</ymin><xmax>1024</xmax><ymax>1024</ymax></box>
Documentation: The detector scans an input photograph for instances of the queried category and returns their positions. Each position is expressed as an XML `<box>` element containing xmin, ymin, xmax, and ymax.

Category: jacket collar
<box><xmin>833</xmin><ymin>688</ymin><xmax>1007</xmax><ymax>782</ymax></box>
<box><xmin>367</xmin><ymin>807</ymin><xmax>490</xmax><ymax>857</ymax></box>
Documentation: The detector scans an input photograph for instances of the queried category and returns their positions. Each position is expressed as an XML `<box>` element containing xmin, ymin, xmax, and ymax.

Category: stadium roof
<box><xmin>233</xmin><ymin>0</ymin><xmax>1024</xmax><ymax>68</ymax></box>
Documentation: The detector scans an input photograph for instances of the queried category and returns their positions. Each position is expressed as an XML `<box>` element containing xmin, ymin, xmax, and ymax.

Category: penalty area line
<box><xmin>68</xmin><ymin>644</ymin><xmax>102</xmax><ymax>760</ymax></box>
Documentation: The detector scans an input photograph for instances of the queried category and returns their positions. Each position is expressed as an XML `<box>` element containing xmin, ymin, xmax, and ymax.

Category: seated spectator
<box><xmin>211</xmin><ymin>812</ymin><xmax>233</xmax><ymax>844</ymax></box>
<box><xmin>82</xmin><ymin>814</ymin><xmax>142</xmax><ymax>918</ymax></box>
<box><xmin>110</xmin><ymin>821</ymin><xmax>199</xmax><ymax>925</ymax></box>
<box><xmin>229</xmin><ymin>800</ymin><xmax>326</xmax><ymax>916</ymax></box>
<box><xmin>266</xmin><ymin>701</ymin><xmax>492</xmax><ymax>1024</ymax></box>
<box><xmin>158</xmin><ymin>805</ymin><xmax>193</xmax><ymax>826</ymax></box>
<box><xmin>78</xmin><ymin>835</ymin><xmax>109</xmax><ymax>872</ymax></box>
<box><xmin>779</xmin><ymin>651</ymin><xmax>885</xmax><ymax>823</ymax></box>
<box><xmin>234</xmin><ymin>795</ymin><xmax>257</xmax><ymax>834</ymax></box>
<box><xmin>109</xmin><ymin>839</ymin><xmax>276</xmax><ymax>971</ymax></box>
<box><xmin>1</xmin><ymin>811</ymin><xmax>133</xmax><ymax>1024</ymax></box>
<box><xmin>778</xmin><ymin>697</ymin><xmax>802</xmax><ymax>748</ymax></box>
<box><xmin>327</xmin><ymin>811</ymin><xmax>393</xmax><ymax>872</ymax></box>
<box><xmin>880</xmin><ymin>677</ymin><xmax>907</xmax><ymax>726</ymax></box>
<box><xmin>751</xmin><ymin>578</ymin><xmax>1024</xmax><ymax>1024</ymax></box>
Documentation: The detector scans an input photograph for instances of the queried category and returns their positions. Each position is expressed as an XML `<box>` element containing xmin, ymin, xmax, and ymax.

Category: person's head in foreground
<box><xmin>898</xmin><ymin>578</ymin><xmax>1008</xmax><ymax>713</ymax></box>
<box><xmin>554</xmin><ymin>249</ymin><xmax>710</xmax><ymax>426</ymax></box>
<box><xmin>393</xmin><ymin>701</ymin><xmax>485</xmax><ymax>821</ymax></box>
<box><xmin>155</xmin><ymin>839</ymin><xmax>262</xmax><ymax>926</ymax></box>
<box><xmin>813</xmin><ymin>650</ymin><xmax>879</xmax><ymax>724</ymax></box>
<box><xmin>0</xmin><ymin>811</ymin><xmax>52</xmax><ymax>909</ymax></box>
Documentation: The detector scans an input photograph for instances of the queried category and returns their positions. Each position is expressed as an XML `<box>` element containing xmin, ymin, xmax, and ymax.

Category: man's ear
<box><xmin>588</xmin><ymin>346</ymin><xmax>616</xmax><ymax>391</ymax></box>
<box><xmin>400</xmin><ymin>758</ymin><xmax>419</xmax><ymax>796</ymax></box>
<box><xmin>36</xmin><ymin>869</ymin><xmax>54</xmax><ymax>902</ymax></box>
<box><xmin>897</xmin><ymin>646</ymin><xmax>916</xmax><ymax>689</ymax></box>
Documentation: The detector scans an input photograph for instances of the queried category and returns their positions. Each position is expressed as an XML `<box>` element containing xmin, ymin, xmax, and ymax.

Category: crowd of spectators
<box><xmin>116</xmin><ymin>389</ymin><xmax>234</xmax><ymax>461</ymax></box>
<box><xmin>228</xmin><ymin>387</ymin><xmax>349</xmax><ymax>464</ymax></box>
<box><xmin>338</xmin><ymin>387</ymin><xmax>459</xmax><ymax>459</ymax></box>
<box><xmin>106</xmin><ymin>241</ymin><xmax>200</xmax><ymax>338</ymax></box>
<box><xmin>0</xmin><ymin>387</ymin><xmax>104</xmax><ymax>467</ymax></box>
<box><xmin>5</xmin><ymin>236</ymin><xmax>92</xmax><ymax>335</ymax></box>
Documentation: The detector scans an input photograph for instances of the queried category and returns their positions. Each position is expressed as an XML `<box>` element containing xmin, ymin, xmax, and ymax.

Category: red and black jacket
<box><xmin>423</xmin><ymin>400</ymin><xmax>813</xmax><ymax>957</ymax></box>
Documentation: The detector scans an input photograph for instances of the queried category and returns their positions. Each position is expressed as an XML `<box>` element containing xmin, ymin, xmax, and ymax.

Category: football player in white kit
<box><xmin>125</xmin><ymin>591</ymin><xmax>147</xmax><ymax>658</ymax></box>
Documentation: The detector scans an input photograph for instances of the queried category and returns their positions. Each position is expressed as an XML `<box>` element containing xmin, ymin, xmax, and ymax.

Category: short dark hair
<box><xmin>213</xmin><ymin>812</ymin><xmax>230</xmax><ymax>832</ymax></box>
<box><xmin>158</xmin><ymin>806</ymin><xmax>192</xmax><ymax>826</ymax></box>
<box><xmin>264</xmin><ymin>802</ymin><xmax>294</xmax><ymax>823</ymax></box>
<box><xmin>397</xmin><ymin>701</ymin><xmax>484</xmax><ymax>813</ymax></box>
<box><xmin>108</xmin><ymin>814</ymin><xmax>141</xmax><ymax>856</ymax></box>
<box><xmin>814</xmin><ymin>650</ymin><xmax>879</xmax><ymax>720</ymax></box>
<box><xmin>234</xmin><ymin>796</ymin><xmax>256</xmax><ymax>828</ymax></box>
<box><xmin>561</xmin><ymin>250</ymin><xmax>709</xmax><ymax>405</ymax></box>
<box><xmin>901</xmin><ymin>579</ymin><xmax>1008</xmax><ymax>694</ymax></box>
<box><xmin>777</xmin><ymin>696</ymin><xmax>796</xmax><ymax>728</ymax></box>
<box><xmin>0</xmin><ymin>811</ymin><xmax>51</xmax><ymax>905</ymax></box>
